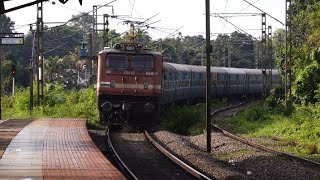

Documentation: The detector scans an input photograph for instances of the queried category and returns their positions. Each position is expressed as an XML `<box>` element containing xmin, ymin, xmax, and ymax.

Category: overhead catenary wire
<box><xmin>237</xmin><ymin>0</ymin><xmax>261</xmax><ymax>13</ymax></box>
<box><xmin>129</xmin><ymin>0</ymin><xmax>136</xmax><ymax>20</ymax></box>
<box><xmin>242</xmin><ymin>0</ymin><xmax>284</xmax><ymax>26</ymax></box>
<box><xmin>212</xmin><ymin>13</ymin><xmax>259</xmax><ymax>41</ymax></box>
<box><xmin>41</xmin><ymin>0</ymin><xmax>117</xmax><ymax>31</ymax></box>
<box><xmin>165</xmin><ymin>26</ymin><xmax>183</xmax><ymax>39</ymax></box>
<box><xmin>50</xmin><ymin>0</ymin><xmax>82</xmax><ymax>13</ymax></box>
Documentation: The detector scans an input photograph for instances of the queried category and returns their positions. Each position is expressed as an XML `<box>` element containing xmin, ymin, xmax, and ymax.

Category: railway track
<box><xmin>211</xmin><ymin>101</ymin><xmax>320</xmax><ymax>170</ymax></box>
<box><xmin>107</xmin><ymin>128</ymin><xmax>212</xmax><ymax>180</ymax></box>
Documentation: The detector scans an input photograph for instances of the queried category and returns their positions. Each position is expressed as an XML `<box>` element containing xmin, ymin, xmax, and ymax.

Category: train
<box><xmin>96</xmin><ymin>43</ymin><xmax>281</xmax><ymax>126</ymax></box>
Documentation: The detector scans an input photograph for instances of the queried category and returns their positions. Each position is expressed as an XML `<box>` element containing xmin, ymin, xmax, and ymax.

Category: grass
<box><xmin>2</xmin><ymin>84</ymin><xmax>101</xmax><ymax>129</ymax></box>
<box><xmin>214</xmin><ymin>149</ymin><xmax>257</xmax><ymax>161</ymax></box>
<box><xmin>219</xmin><ymin>103</ymin><xmax>320</xmax><ymax>161</ymax></box>
<box><xmin>160</xmin><ymin>99</ymin><xmax>228</xmax><ymax>135</ymax></box>
<box><xmin>160</xmin><ymin>96</ymin><xmax>320</xmax><ymax>161</ymax></box>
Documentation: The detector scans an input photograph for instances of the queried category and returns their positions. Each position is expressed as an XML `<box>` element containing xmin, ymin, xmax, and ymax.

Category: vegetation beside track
<box><xmin>161</xmin><ymin>88</ymin><xmax>320</xmax><ymax>162</ymax></box>
<box><xmin>160</xmin><ymin>99</ymin><xmax>228</xmax><ymax>135</ymax></box>
<box><xmin>218</xmin><ymin>100</ymin><xmax>320</xmax><ymax>162</ymax></box>
<box><xmin>1</xmin><ymin>84</ymin><xmax>101</xmax><ymax>129</ymax></box>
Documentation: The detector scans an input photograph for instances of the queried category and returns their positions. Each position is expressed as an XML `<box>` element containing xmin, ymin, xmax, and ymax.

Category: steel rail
<box><xmin>211</xmin><ymin>102</ymin><xmax>320</xmax><ymax>169</ymax></box>
<box><xmin>144</xmin><ymin>130</ymin><xmax>213</xmax><ymax>180</ymax></box>
<box><xmin>106</xmin><ymin>129</ymin><xmax>138</xmax><ymax>180</ymax></box>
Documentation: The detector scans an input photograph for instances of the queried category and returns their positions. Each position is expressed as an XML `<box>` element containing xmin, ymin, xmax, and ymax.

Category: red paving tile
<box><xmin>0</xmin><ymin>118</ymin><xmax>126</xmax><ymax>180</ymax></box>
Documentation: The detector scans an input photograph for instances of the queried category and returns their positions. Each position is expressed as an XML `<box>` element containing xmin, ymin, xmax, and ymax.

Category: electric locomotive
<box><xmin>97</xmin><ymin>43</ymin><xmax>163</xmax><ymax>125</ymax></box>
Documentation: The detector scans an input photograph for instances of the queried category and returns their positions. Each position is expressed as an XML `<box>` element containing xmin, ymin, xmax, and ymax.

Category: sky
<box><xmin>4</xmin><ymin>0</ymin><xmax>286</xmax><ymax>40</ymax></box>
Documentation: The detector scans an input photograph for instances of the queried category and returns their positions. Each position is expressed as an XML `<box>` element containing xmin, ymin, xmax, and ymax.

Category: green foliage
<box><xmin>161</xmin><ymin>100</ymin><xmax>227</xmax><ymax>135</ymax></box>
<box><xmin>266</xmin><ymin>86</ymin><xmax>285</xmax><ymax>108</ymax></box>
<box><xmin>161</xmin><ymin>104</ymin><xmax>206</xmax><ymax>135</ymax></box>
<box><xmin>310</xmin><ymin>47</ymin><xmax>320</xmax><ymax>64</ymax></box>
<box><xmin>265</xmin><ymin>86</ymin><xmax>295</xmax><ymax>116</ymax></box>
<box><xmin>287</xmin><ymin>2</ymin><xmax>320</xmax><ymax>105</ymax></box>
<box><xmin>294</xmin><ymin>62</ymin><xmax>320</xmax><ymax>104</ymax></box>
<box><xmin>2</xmin><ymin>84</ymin><xmax>99</xmax><ymax>128</ymax></box>
<box><xmin>221</xmin><ymin>103</ymin><xmax>320</xmax><ymax>158</ymax></box>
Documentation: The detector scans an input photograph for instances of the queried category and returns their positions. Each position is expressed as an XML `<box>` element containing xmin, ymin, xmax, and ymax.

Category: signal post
<box><xmin>0</xmin><ymin>33</ymin><xmax>24</xmax><ymax>119</ymax></box>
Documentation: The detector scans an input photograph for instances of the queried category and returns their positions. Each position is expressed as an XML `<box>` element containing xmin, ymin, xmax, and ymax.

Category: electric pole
<box><xmin>285</xmin><ymin>0</ymin><xmax>292</xmax><ymax>106</ymax></box>
<box><xmin>261</xmin><ymin>13</ymin><xmax>267</xmax><ymax>97</ymax></box>
<box><xmin>268</xmin><ymin>26</ymin><xmax>273</xmax><ymax>90</ymax></box>
<box><xmin>0</xmin><ymin>43</ymin><xmax>2</xmax><ymax>119</ymax></box>
<box><xmin>103</xmin><ymin>14</ymin><xmax>110</xmax><ymax>48</ymax></box>
<box><xmin>93</xmin><ymin>5</ymin><xmax>98</xmax><ymax>55</ymax></box>
<box><xmin>36</xmin><ymin>2</ymin><xmax>44</xmax><ymax>105</ymax></box>
<box><xmin>205</xmin><ymin>0</ymin><xmax>212</xmax><ymax>153</ymax></box>
<box><xmin>30</xmin><ymin>25</ymin><xmax>36</xmax><ymax>115</ymax></box>
<box><xmin>88</xmin><ymin>33</ymin><xmax>93</xmax><ymax>83</ymax></box>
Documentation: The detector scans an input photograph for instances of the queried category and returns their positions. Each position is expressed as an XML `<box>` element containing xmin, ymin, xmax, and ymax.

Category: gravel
<box><xmin>152</xmin><ymin>130</ymin><xmax>320</xmax><ymax>180</ymax></box>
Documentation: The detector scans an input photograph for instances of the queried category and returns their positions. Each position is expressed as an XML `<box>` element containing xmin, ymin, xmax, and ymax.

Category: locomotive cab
<box><xmin>97</xmin><ymin>43</ymin><xmax>163</xmax><ymax>126</ymax></box>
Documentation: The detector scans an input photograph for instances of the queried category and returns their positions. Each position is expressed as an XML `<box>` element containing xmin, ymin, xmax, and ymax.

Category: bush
<box><xmin>160</xmin><ymin>100</ymin><xmax>228</xmax><ymax>135</ymax></box>
<box><xmin>294</xmin><ymin>63</ymin><xmax>320</xmax><ymax>104</ymax></box>
<box><xmin>2</xmin><ymin>84</ymin><xmax>100</xmax><ymax>128</ymax></box>
<box><xmin>161</xmin><ymin>104</ymin><xmax>206</xmax><ymax>135</ymax></box>
<box><xmin>266</xmin><ymin>86</ymin><xmax>285</xmax><ymax>109</ymax></box>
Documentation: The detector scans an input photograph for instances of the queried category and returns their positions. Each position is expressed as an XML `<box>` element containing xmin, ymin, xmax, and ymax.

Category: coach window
<box><xmin>132</xmin><ymin>55</ymin><xmax>154</xmax><ymax>70</ymax></box>
<box><xmin>106</xmin><ymin>54</ymin><xmax>128</xmax><ymax>69</ymax></box>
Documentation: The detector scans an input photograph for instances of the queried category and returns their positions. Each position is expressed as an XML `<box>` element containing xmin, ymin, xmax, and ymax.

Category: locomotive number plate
<box><xmin>146</xmin><ymin>72</ymin><xmax>158</xmax><ymax>76</ymax></box>
<box><xmin>124</xmin><ymin>71</ymin><xmax>135</xmax><ymax>75</ymax></box>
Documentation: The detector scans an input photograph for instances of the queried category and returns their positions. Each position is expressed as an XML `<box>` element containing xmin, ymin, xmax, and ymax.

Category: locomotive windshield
<box><xmin>106</xmin><ymin>54</ymin><xmax>128</xmax><ymax>69</ymax></box>
<box><xmin>132</xmin><ymin>55</ymin><xmax>154</xmax><ymax>70</ymax></box>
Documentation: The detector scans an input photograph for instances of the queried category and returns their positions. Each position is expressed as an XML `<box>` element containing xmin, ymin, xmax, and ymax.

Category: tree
<box><xmin>44</xmin><ymin>25</ymin><xmax>83</xmax><ymax>58</ymax></box>
<box><xmin>287</xmin><ymin>1</ymin><xmax>320</xmax><ymax>104</ymax></box>
<box><xmin>69</xmin><ymin>12</ymin><xmax>95</xmax><ymax>38</ymax></box>
<box><xmin>229</xmin><ymin>32</ymin><xmax>255</xmax><ymax>68</ymax></box>
<box><xmin>0</xmin><ymin>14</ymin><xmax>14</xmax><ymax>32</ymax></box>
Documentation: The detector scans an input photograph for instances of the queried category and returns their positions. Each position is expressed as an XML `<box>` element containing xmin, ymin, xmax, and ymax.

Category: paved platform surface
<box><xmin>0</xmin><ymin>118</ymin><xmax>126</xmax><ymax>180</ymax></box>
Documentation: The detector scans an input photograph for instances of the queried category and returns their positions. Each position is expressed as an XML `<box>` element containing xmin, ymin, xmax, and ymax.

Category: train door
<box><xmin>226</xmin><ymin>74</ymin><xmax>231</xmax><ymax>95</ymax></box>
<box><xmin>244</xmin><ymin>74</ymin><xmax>249</xmax><ymax>95</ymax></box>
<box><xmin>212</xmin><ymin>73</ymin><xmax>217</xmax><ymax>97</ymax></box>
<box><xmin>236</xmin><ymin>75</ymin><xmax>239</xmax><ymax>93</ymax></box>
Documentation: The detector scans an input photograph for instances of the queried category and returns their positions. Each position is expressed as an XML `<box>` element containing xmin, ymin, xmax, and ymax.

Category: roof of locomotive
<box><xmin>99</xmin><ymin>43</ymin><xmax>162</xmax><ymax>56</ymax></box>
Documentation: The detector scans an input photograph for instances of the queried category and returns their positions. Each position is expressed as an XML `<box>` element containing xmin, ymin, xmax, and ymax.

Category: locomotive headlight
<box><xmin>144</xmin><ymin>81</ymin><xmax>149</xmax><ymax>89</ymax></box>
<box><xmin>110</xmin><ymin>80</ymin><xmax>115</xmax><ymax>88</ymax></box>
<box><xmin>102</xmin><ymin>101</ymin><xmax>112</xmax><ymax>112</ymax></box>
<box><xmin>144</xmin><ymin>103</ymin><xmax>154</xmax><ymax>113</ymax></box>
<box><xmin>122</xmin><ymin>103</ymin><xmax>130</xmax><ymax>111</ymax></box>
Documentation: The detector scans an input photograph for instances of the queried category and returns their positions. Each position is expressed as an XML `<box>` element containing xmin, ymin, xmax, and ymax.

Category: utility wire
<box><xmin>212</xmin><ymin>13</ymin><xmax>259</xmax><ymax>41</ymax></box>
<box><xmin>165</xmin><ymin>26</ymin><xmax>183</xmax><ymax>39</ymax></box>
<box><xmin>211</xmin><ymin>14</ymin><xmax>261</xmax><ymax>18</ymax></box>
<box><xmin>44</xmin><ymin>41</ymin><xmax>69</xmax><ymax>55</ymax></box>
<box><xmin>242</xmin><ymin>0</ymin><xmax>284</xmax><ymax>26</ymax></box>
<box><xmin>50</xmin><ymin>0</ymin><xmax>82</xmax><ymax>13</ymax></box>
<box><xmin>43</xmin><ymin>0</ymin><xmax>117</xmax><ymax>31</ymax></box>
<box><xmin>237</xmin><ymin>0</ymin><xmax>260</xmax><ymax>13</ymax></box>
<box><xmin>130</xmin><ymin>0</ymin><xmax>136</xmax><ymax>20</ymax></box>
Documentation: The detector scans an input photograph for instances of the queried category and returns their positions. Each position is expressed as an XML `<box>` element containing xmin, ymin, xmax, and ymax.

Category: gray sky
<box><xmin>4</xmin><ymin>0</ymin><xmax>286</xmax><ymax>40</ymax></box>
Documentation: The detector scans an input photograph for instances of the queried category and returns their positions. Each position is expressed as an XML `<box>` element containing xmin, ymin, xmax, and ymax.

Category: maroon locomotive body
<box><xmin>97</xmin><ymin>43</ymin><xmax>163</xmax><ymax>125</ymax></box>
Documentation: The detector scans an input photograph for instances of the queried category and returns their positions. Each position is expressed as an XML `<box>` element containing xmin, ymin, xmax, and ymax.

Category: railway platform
<box><xmin>0</xmin><ymin>118</ymin><xmax>126</xmax><ymax>180</ymax></box>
